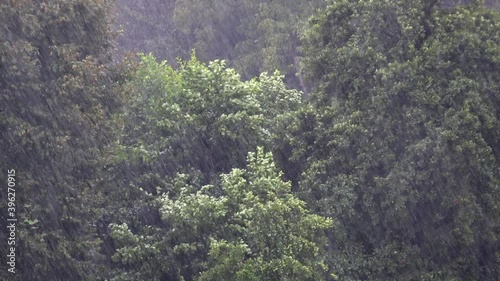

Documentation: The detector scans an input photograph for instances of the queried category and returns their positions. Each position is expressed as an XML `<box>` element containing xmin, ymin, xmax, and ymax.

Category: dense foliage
<box><xmin>110</xmin><ymin>148</ymin><xmax>332</xmax><ymax>280</ymax></box>
<box><xmin>0</xmin><ymin>0</ymin><xmax>133</xmax><ymax>280</ymax></box>
<box><xmin>1</xmin><ymin>0</ymin><xmax>499</xmax><ymax>280</ymax></box>
<box><xmin>102</xmin><ymin>53</ymin><xmax>309</xmax><ymax>280</ymax></box>
<box><xmin>295</xmin><ymin>0</ymin><xmax>500</xmax><ymax>280</ymax></box>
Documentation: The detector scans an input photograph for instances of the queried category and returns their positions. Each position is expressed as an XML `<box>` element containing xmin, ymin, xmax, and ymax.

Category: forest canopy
<box><xmin>0</xmin><ymin>0</ymin><xmax>499</xmax><ymax>280</ymax></box>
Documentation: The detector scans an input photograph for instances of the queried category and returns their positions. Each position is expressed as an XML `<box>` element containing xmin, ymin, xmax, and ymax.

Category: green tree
<box><xmin>111</xmin><ymin>148</ymin><xmax>332</xmax><ymax>281</ymax></box>
<box><xmin>0</xmin><ymin>0</ymin><xmax>131</xmax><ymax>280</ymax></box>
<box><xmin>113</xmin><ymin>53</ymin><xmax>301</xmax><ymax>181</ymax></box>
<box><xmin>288</xmin><ymin>0</ymin><xmax>500</xmax><ymax>280</ymax></box>
<box><xmin>104</xmin><ymin>55</ymin><xmax>305</xmax><ymax>280</ymax></box>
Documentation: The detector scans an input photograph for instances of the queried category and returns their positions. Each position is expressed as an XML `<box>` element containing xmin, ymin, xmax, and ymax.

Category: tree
<box><xmin>104</xmin><ymin>54</ymin><xmax>307</xmax><ymax>280</ymax></box>
<box><xmin>0</xmin><ymin>0</ymin><xmax>131</xmax><ymax>280</ymax></box>
<box><xmin>111</xmin><ymin>148</ymin><xmax>333</xmax><ymax>281</ymax></box>
<box><xmin>287</xmin><ymin>0</ymin><xmax>500</xmax><ymax>280</ymax></box>
<box><xmin>113</xmin><ymin>53</ymin><xmax>301</xmax><ymax>182</ymax></box>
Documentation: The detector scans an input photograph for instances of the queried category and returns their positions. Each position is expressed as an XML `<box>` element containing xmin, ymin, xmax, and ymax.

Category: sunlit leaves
<box><xmin>110</xmin><ymin>148</ymin><xmax>332</xmax><ymax>280</ymax></box>
<box><xmin>119</xmin><ymin>53</ymin><xmax>301</xmax><ymax>178</ymax></box>
<box><xmin>161</xmin><ymin>148</ymin><xmax>332</xmax><ymax>280</ymax></box>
